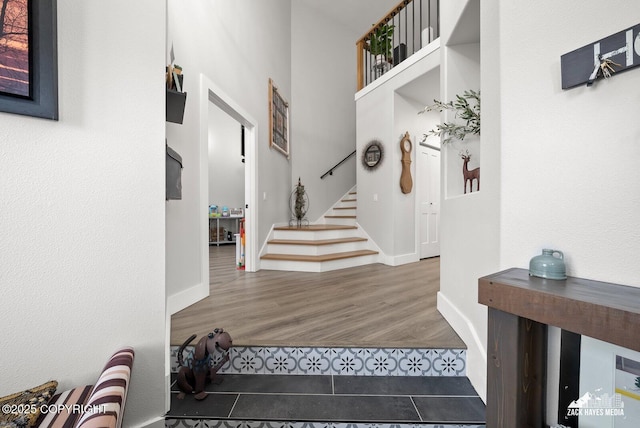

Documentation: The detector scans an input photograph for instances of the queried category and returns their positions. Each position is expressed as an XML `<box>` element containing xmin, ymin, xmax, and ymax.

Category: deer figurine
<box><xmin>460</xmin><ymin>150</ymin><xmax>480</xmax><ymax>193</ymax></box>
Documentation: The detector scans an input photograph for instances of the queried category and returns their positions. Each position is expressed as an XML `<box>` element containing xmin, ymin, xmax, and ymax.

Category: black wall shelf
<box><xmin>166</xmin><ymin>89</ymin><xmax>187</xmax><ymax>124</ymax></box>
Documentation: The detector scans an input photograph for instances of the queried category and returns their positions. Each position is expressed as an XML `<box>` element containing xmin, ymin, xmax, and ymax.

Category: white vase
<box><xmin>421</xmin><ymin>27</ymin><xmax>434</xmax><ymax>47</ymax></box>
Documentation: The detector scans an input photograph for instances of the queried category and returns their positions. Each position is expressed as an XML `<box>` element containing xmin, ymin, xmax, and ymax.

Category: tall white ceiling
<box><xmin>298</xmin><ymin>0</ymin><xmax>398</xmax><ymax>37</ymax></box>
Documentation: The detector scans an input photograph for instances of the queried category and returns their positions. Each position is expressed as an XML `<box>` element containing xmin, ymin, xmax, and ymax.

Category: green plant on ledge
<box><xmin>419</xmin><ymin>89</ymin><xmax>480</xmax><ymax>144</ymax></box>
<box><xmin>369</xmin><ymin>23</ymin><xmax>395</xmax><ymax>61</ymax></box>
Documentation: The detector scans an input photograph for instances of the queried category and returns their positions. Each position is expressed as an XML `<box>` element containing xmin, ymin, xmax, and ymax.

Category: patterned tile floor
<box><xmin>171</xmin><ymin>347</ymin><xmax>467</xmax><ymax>377</ymax></box>
<box><xmin>165</xmin><ymin>374</ymin><xmax>485</xmax><ymax>427</ymax></box>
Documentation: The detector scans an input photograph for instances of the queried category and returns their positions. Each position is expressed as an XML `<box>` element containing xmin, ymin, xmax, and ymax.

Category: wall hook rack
<box><xmin>561</xmin><ymin>23</ymin><xmax>640</xmax><ymax>89</ymax></box>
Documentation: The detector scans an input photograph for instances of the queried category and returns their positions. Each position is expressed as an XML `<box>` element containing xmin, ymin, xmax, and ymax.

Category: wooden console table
<box><xmin>478</xmin><ymin>268</ymin><xmax>640</xmax><ymax>427</ymax></box>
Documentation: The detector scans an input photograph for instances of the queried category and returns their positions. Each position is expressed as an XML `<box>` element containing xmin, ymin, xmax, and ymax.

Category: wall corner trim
<box><xmin>167</xmin><ymin>281</ymin><xmax>209</xmax><ymax>315</ymax></box>
<box><xmin>437</xmin><ymin>290</ymin><xmax>487</xmax><ymax>401</ymax></box>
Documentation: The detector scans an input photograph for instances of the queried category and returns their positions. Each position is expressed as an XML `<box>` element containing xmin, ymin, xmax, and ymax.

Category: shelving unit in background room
<box><xmin>208</xmin><ymin>215</ymin><xmax>244</xmax><ymax>246</ymax></box>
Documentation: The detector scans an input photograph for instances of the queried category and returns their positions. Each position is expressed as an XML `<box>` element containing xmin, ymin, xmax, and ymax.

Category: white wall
<box><xmin>356</xmin><ymin>44</ymin><xmax>441</xmax><ymax>262</ymax></box>
<box><xmin>290</xmin><ymin>1</ymin><xmax>398</xmax><ymax>221</ymax></box>
<box><xmin>356</xmin><ymin>79</ymin><xmax>396</xmax><ymax>255</ymax></box>
<box><xmin>498</xmin><ymin>0</ymin><xmax>640</xmax><ymax>286</ymax></box>
<box><xmin>166</xmin><ymin>0</ymin><xmax>292</xmax><ymax>303</ymax></box>
<box><xmin>290</xmin><ymin>2</ymin><xmax>357</xmax><ymax>220</ymax></box>
<box><xmin>443</xmin><ymin>0</ymin><xmax>640</xmax><ymax>414</ymax></box>
<box><xmin>208</xmin><ymin>106</ymin><xmax>244</xmax><ymax>211</ymax></box>
<box><xmin>437</xmin><ymin>0</ymin><xmax>496</xmax><ymax>402</ymax></box>
<box><xmin>0</xmin><ymin>1</ymin><xmax>166</xmax><ymax>426</ymax></box>
<box><xmin>392</xmin><ymin>93</ymin><xmax>422</xmax><ymax>258</ymax></box>
<box><xmin>490</xmin><ymin>0</ymin><xmax>640</xmax><ymax>423</ymax></box>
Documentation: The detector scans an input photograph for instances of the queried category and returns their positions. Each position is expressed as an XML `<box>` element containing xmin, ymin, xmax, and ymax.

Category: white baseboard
<box><xmin>387</xmin><ymin>252</ymin><xmax>419</xmax><ymax>266</ymax></box>
<box><xmin>167</xmin><ymin>281</ymin><xmax>209</xmax><ymax>315</ymax></box>
<box><xmin>437</xmin><ymin>291</ymin><xmax>487</xmax><ymax>402</ymax></box>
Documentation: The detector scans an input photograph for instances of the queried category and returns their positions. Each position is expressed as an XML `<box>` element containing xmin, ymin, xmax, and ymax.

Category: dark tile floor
<box><xmin>167</xmin><ymin>374</ymin><xmax>485</xmax><ymax>424</ymax></box>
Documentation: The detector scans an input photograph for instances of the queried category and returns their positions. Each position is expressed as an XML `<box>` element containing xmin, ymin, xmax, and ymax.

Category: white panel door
<box><xmin>419</xmin><ymin>146</ymin><xmax>440</xmax><ymax>259</ymax></box>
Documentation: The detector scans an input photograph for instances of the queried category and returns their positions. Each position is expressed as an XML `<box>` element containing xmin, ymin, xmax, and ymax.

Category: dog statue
<box><xmin>176</xmin><ymin>328</ymin><xmax>232</xmax><ymax>400</ymax></box>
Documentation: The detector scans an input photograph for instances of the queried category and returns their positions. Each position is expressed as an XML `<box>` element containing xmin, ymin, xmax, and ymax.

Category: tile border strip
<box><xmin>170</xmin><ymin>346</ymin><xmax>466</xmax><ymax>377</ymax></box>
<box><xmin>165</xmin><ymin>420</ymin><xmax>485</xmax><ymax>428</ymax></box>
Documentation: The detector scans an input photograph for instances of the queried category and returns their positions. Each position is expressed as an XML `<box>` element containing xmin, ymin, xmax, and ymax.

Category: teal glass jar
<box><xmin>529</xmin><ymin>249</ymin><xmax>567</xmax><ymax>280</ymax></box>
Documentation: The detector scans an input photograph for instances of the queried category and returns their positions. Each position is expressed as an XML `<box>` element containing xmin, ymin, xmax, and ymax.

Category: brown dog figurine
<box><xmin>176</xmin><ymin>328</ymin><xmax>232</xmax><ymax>400</ymax></box>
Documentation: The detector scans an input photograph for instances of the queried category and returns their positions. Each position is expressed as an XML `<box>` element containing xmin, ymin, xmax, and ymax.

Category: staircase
<box><xmin>260</xmin><ymin>189</ymin><xmax>380</xmax><ymax>272</ymax></box>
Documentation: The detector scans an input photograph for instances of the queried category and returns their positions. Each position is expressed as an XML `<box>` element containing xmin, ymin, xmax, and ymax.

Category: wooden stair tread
<box><xmin>349</xmin><ymin>192</ymin><xmax>357</xmax><ymax>195</ymax></box>
<box><xmin>261</xmin><ymin>250</ymin><xmax>378</xmax><ymax>262</ymax></box>
<box><xmin>268</xmin><ymin>237</ymin><xmax>368</xmax><ymax>246</ymax></box>
<box><xmin>333</xmin><ymin>206</ymin><xmax>356</xmax><ymax>210</ymax></box>
<box><xmin>341</xmin><ymin>198</ymin><xmax>357</xmax><ymax>202</ymax></box>
<box><xmin>273</xmin><ymin>224</ymin><xmax>357</xmax><ymax>231</ymax></box>
<box><xmin>325</xmin><ymin>215</ymin><xmax>356</xmax><ymax>219</ymax></box>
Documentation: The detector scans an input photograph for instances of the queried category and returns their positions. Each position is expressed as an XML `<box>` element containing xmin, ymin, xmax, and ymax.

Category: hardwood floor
<box><xmin>170</xmin><ymin>246</ymin><xmax>465</xmax><ymax>349</ymax></box>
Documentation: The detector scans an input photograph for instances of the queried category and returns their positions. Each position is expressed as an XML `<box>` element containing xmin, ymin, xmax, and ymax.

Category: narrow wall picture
<box><xmin>0</xmin><ymin>0</ymin><xmax>29</xmax><ymax>97</ymax></box>
<box><xmin>268</xmin><ymin>78</ymin><xmax>289</xmax><ymax>158</ymax></box>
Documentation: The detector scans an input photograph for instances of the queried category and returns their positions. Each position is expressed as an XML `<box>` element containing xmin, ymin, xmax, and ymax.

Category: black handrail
<box><xmin>320</xmin><ymin>150</ymin><xmax>356</xmax><ymax>179</ymax></box>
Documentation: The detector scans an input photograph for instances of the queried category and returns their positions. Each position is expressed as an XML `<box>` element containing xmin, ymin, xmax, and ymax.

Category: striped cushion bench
<box><xmin>37</xmin><ymin>347</ymin><xmax>134</xmax><ymax>428</ymax></box>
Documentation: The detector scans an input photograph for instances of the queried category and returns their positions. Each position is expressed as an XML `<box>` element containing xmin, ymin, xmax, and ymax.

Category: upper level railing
<box><xmin>356</xmin><ymin>0</ymin><xmax>440</xmax><ymax>91</ymax></box>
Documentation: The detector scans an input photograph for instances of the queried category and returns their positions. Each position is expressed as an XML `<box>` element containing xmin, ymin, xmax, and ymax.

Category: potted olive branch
<box><xmin>419</xmin><ymin>89</ymin><xmax>480</xmax><ymax>144</ymax></box>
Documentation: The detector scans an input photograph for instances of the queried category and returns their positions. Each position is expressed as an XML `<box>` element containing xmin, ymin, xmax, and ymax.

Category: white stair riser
<box><xmin>261</xmin><ymin>253</ymin><xmax>379</xmax><ymax>273</ymax></box>
<box><xmin>338</xmin><ymin>200</ymin><xmax>357</xmax><ymax>207</ymax></box>
<box><xmin>322</xmin><ymin>217</ymin><xmax>357</xmax><ymax>226</ymax></box>
<box><xmin>335</xmin><ymin>201</ymin><xmax>357</xmax><ymax>209</ymax></box>
<box><xmin>273</xmin><ymin>229</ymin><xmax>357</xmax><ymax>240</ymax></box>
<box><xmin>266</xmin><ymin>241</ymin><xmax>368</xmax><ymax>256</ymax></box>
<box><xmin>332</xmin><ymin>208</ymin><xmax>357</xmax><ymax>216</ymax></box>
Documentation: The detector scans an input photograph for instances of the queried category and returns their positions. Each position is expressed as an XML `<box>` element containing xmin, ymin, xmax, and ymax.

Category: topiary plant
<box><xmin>369</xmin><ymin>23</ymin><xmax>395</xmax><ymax>60</ymax></box>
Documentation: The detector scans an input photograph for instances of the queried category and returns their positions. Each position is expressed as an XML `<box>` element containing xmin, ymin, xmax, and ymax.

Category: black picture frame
<box><xmin>0</xmin><ymin>0</ymin><xmax>58</xmax><ymax>120</ymax></box>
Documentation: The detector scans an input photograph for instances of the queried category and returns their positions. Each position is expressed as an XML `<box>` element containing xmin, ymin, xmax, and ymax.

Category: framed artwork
<box><xmin>268</xmin><ymin>78</ymin><xmax>289</xmax><ymax>158</ymax></box>
<box><xmin>0</xmin><ymin>0</ymin><xmax>58</xmax><ymax>120</ymax></box>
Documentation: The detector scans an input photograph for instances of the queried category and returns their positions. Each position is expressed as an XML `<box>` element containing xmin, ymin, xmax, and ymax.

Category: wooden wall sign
<box><xmin>561</xmin><ymin>24</ymin><xmax>640</xmax><ymax>89</ymax></box>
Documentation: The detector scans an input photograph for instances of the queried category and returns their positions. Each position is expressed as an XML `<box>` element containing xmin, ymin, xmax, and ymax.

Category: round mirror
<box><xmin>362</xmin><ymin>140</ymin><xmax>384</xmax><ymax>170</ymax></box>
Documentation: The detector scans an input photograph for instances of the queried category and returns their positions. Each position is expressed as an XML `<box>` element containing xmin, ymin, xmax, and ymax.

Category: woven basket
<box><xmin>0</xmin><ymin>381</ymin><xmax>58</xmax><ymax>427</ymax></box>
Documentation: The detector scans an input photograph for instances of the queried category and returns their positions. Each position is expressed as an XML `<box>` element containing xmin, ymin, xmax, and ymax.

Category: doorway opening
<box><xmin>208</xmin><ymin>104</ymin><xmax>245</xmax><ymax>255</ymax></box>
<box><xmin>200</xmin><ymin>74</ymin><xmax>257</xmax><ymax>273</ymax></box>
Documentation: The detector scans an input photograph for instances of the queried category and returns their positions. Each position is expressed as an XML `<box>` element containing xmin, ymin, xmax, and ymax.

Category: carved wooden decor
<box><xmin>460</xmin><ymin>150</ymin><xmax>479</xmax><ymax>194</ymax></box>
<box><xmin>399</xmin><ymin>132</ymin><xmax>413</xmax><ymax>194</ymax></box>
